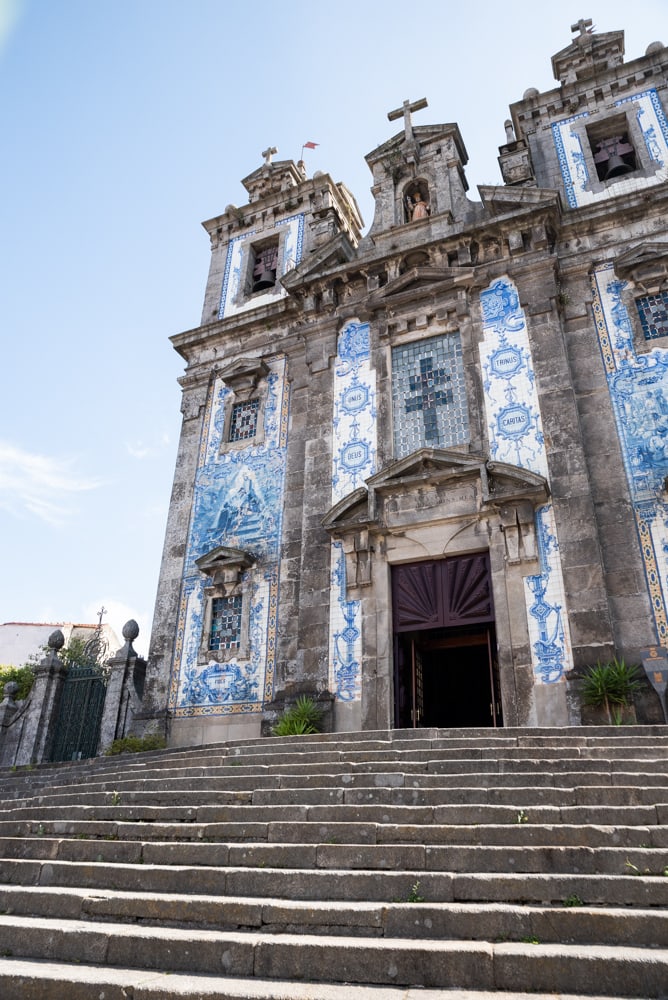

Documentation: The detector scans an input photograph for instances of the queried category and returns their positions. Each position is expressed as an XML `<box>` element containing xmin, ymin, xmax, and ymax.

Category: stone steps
<box><xmin>0</xmin><ymin>960</ymin><xmax>637</xmax><ymax>1000</ymax></box>
<box><xmin>0</xmin><ymin>914</ymin><xmax>667</xmax><ymax>994</ymax></box>
<box><xmin>1</xmin><ymin>837</ymin><xmax>667</xmax><ymax>875</ymax></box>
<box><xmin>1</xmin><ymin>818</ymin><xmax>667</xmax><ymax>847</ymax></box>
<box><xmin>0</xmin><ymin>727</ymin><xmax>667</xmax><ymax>997</ymax></box>
<box><xmin>0</xmin><ymin>885</ymin><xmax>667</xmax><ymax>946</ymax></box>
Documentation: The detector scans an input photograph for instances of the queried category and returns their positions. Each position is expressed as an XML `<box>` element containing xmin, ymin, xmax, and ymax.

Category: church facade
<box><xmin>142</xmin><ymin>23</ymin><xmax>668</xmax><ymax>746</ymax></box>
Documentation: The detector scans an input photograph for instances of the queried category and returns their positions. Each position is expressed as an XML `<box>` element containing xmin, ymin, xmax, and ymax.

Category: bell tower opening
<box><xmin>392</xmin><ymin>553</ymin><xmax>502</xmax><ymax>728</ymax></box>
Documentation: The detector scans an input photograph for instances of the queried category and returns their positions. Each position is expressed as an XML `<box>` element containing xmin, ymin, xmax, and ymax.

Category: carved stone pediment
<box><xmin>241</xmin><ymin>160</ymin><xmax>303</xmax><ymax>202</ymax></box>
<box><xmin>614</xmin><ymin>241</ymin><xmax>668</xmax><ymax>294</ymax></box>
<box><xmin>485</xmin><ymin>461</ymin><xmax>550</xmax><ymax>504</ymax></box>
<box><xmin>365</xmin><ymin>123</ymin><xmax>467</xmax><ymax>169</ymax></box>
<box><xmin>322</xmin><ymin>487</ymin><xmax>369</xmax><ymax>532</ymax></box>
<box><xmin>478</xmin><ymin>185</ymin><xmax>560</xmax><ymax>216</ymax></box>
<box><xmin>377</xmin><ymin>266</ymin><xmax>462</xmax><ymax>297</ymax></box>
<box><xmin>322</xmin><ymin>448</ymin><xmax>549</xmax><ymax>534</ymax></box>
<box><xmin>196</xmin><ymin>546</ymin><xmax>255</xmax><ymax>595</ymax></box>
<box><xmin>282</xmin><ymin>234</ymin><xmax>357</xmax><ymax>292</ymax></box>
<box><xmin>322</xmin><ymin>450</ymin><xmax>548</xmax><ymax>584</ymax></box>
<box><xmin>217</xmin><ymin>357</ymin><xmax>269</xmax><ymax>397</ymax></box>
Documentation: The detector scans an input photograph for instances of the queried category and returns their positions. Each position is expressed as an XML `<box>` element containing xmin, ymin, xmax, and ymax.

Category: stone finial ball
<box><xmin>122</xmin><ymin>619</ymin><xmax>140</xmax><ymax>641</ymax></box>
<box><xmin>523</xmin><ymin>87</ymin><xmax>539</xmax><ymax>100</ymax></box>
<box><xmin>48</xmin><ymin>629</ymin><xmax>65</xmax><ymax>650</ymax></box>
<box><xmin>646</xmin><ymin>41</ymin><xmax>665</xmax><ymax>55</ymax></box>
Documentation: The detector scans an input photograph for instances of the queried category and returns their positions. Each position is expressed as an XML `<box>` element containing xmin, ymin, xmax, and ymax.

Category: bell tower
<box><xmin>364</xmin><ymin>97</ymin><xmax>475</xmax><ymax>240</ymax></box>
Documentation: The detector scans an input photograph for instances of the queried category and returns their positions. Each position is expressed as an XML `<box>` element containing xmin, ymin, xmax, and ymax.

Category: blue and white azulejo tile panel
<box><xmin>328</xmin><ymin>321</ymin><xmax>377</xmax><ymax>701</ymax></box>
<box><xmin>479</xmin><ymin>277</ymin><xmax>573</xmax><ymax>684</ymax></box>
<box><xmin>551</xmin><ymin>111</ymin><xmax>591</xmax><ymax>210</ymax></box>
<box><xmin>553</xmin><ymin>89</ymin><xmax>668</xmax><ymax>209</ymax></box>
<box><xmin>328</xmin><ymin>541</ymin><xmax>362</xmax><ymax>702</ymax></box>
<box><xmin>591</xmin><ymin>264</ymin><xmax>668</xmax><ymax>643</ymax></box>
<box><xmin>218</xmin><ymin>214</ymin><xmax>305</xmax><ymax>319</ymax></box>
<box><xmin>168</xmin><ymin>357</ymin><xmax>289</xmax><ymax>717</ymax></box>
<box><xmin>332</xmin><ymin>321</ymin><xmax>377</xmax><ymax>504</ymax></box>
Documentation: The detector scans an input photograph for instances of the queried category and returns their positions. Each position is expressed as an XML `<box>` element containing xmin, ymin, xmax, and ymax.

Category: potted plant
<box><xmin>580</xmin><ymin>658</ymin><xmax>642</xmax><ymax>724</ymax></box>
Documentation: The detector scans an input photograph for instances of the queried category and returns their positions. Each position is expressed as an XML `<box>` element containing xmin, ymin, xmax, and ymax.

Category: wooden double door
<box><xmin>392</xmin><ymin>553</ymin><xmax>502</xmax><ymax>728</ymax></box>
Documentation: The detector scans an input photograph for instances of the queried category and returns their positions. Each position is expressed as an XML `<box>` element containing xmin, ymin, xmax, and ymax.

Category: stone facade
<box><xmin>142</xmin><ymin>24</ymin><xmax>668</xmax><ymax>746</ymax></box>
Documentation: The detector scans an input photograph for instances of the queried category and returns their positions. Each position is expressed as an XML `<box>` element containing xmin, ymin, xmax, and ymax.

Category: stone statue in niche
<box><xmin>404</xmin><ymin>183</ymin><xmax>430</xmax><ymax>223</ymax></box>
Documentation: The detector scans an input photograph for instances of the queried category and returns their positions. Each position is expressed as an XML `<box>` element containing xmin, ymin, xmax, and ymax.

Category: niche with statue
<box><xmin>403</xmin><ymin>181</ymin><xmax>431</xmax><ymax>223</ymax></box>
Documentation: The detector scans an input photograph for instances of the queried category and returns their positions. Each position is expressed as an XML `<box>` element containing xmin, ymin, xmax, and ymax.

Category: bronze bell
<box><xmin>604</xmin><ymin>154</ymin><xmax>634</xmax><ymax>179</ymax></box>
<box><xmin>594</xmin><ymin>135</ymin><xmax>635</xmax><ymax>180</ymax></box>
<box><xmin>252</xmin><ymin>266</ymin><xmax>276</xmax><ymax>291</ymax></box>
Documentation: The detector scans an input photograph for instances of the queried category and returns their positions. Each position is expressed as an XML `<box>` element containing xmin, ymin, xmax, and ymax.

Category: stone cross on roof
<box><xmin>571</xmin><ymin>18</ymin><xmax>593</xmax><ymax>37</ymax></box>
<box><xmin>262</xmin><ymin>146</ymin><xmax>278</xmax><ymax>166</ymax></box>
<box><xmin>388</xmin><ymin>97</ymin><xmax>428</xmax><ymax>142</ymax></box>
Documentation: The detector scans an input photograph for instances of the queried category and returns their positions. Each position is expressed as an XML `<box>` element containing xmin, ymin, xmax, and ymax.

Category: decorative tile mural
<box><xmin>553</xmin><ymin>89</ymin><xmax>668</xmax><ymax>209</ymax></box>
<box><xmin>591</xmin><ymin>264</ymin><xmax>668</xmax><ymax>644</ymax></box>
<box><xmin>391</xmin><ymin>333</ymin><xmax>469</xmax><ymax>458</ymax></box>
<box><xmin>328</xmin><ymin>321</ymin><xmax>377</xmax><ymax>701</ymax></box>
<box><xmin>168</xmin><ymin>358</ymin><xmax>289</xmax><ymax>717</ymax></box>
<box><xmin>479</xmin><ymin>277</ymin><xmax>573</xmax><ymax>684</ymax></box>
<box><xmin>551</xmin><ymin>111</ymin><xmax>591</xmax><ymax>210</ymax></box>
<box><xmin>218</xmin><ymin>214</ymin><xmax>305</xmax><ymax>319</ymax></box>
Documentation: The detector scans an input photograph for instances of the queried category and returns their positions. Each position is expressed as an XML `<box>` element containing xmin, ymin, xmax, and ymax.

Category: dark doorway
<box><xmin>392</xmin><ymin>554</ymin><xmax>502</xmax><ymax>728</ymax></box>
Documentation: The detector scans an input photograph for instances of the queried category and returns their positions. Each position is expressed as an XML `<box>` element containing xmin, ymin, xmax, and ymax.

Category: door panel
<box><xmin>392</xmin><ymin>553</ymin><xmax>494</xmax><ymax>633</ymax></box>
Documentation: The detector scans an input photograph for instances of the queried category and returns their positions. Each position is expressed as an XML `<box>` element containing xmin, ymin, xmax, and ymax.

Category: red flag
<box><xmin>303</xmin><ymin>141</ymin><xmax>319</xmax><ymax>149</ymax></box>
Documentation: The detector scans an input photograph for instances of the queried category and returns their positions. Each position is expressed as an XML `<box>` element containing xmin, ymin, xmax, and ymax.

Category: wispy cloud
<box><xmin>0</xmin><ymin>0</ymin><xmax>24</xmax><ymax>56</ymax></box>
<box><xmin>125</xmin><ymin>432</ymin><xmax>171</xmax><ymax>461</ymax></box>
<box><xmin>0</xmin><ymin>441</ymin><xmax>102</xmax><ymax>526</ymax></box>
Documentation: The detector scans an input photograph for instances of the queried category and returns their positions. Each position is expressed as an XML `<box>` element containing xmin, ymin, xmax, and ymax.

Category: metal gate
<box><xmin>50</xmin><ymin>631</ymin><xmax>108</xmax><ymax>762</ymax></box>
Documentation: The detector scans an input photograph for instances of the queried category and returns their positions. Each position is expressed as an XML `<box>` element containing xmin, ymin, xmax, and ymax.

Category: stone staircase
<box><xmin>0</xmin><ymin>726</ymin><xmax>667</xmax><ymax>999</ymax></box>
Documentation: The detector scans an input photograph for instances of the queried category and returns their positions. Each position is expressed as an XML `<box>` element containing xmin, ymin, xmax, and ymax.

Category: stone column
<box><xmin>0</xmin><ymin>682</ymin><xmax>19</xmax><ymax>766</ymax></box>
<box><xmin>98</xmin><ymin>620</ymin><xmax>141</xmax><ymax>753</ymax></box>
<box><xmin>16</xmin><ymin>630</ymin><xmax>67</xmax><ymax>765</ymax></box>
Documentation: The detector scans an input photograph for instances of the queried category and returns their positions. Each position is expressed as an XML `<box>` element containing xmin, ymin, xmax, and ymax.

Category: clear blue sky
<box><xmin>2</xmin><ymin>0</ymin><xmax>668</xmax><ymax>654</ymax></box>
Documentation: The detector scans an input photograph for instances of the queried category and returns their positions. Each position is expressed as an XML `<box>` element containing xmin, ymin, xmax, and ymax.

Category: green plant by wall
<box><xmin>580</xmin><ymin>658</ymin><xmax>642</xmax><ymax>724</ymax></box>
<box><xmin>272</xmin><ymin>695</ymin><xmax>324</xmax><ymax>736</ymax></box>
<box><xmin>105</xmin><ymin>734</ymin><xmax>167</xmax><ymax>756</ymax></box>
<box><xmin>0</xmin><ymin>664</ymin><xmax>35</xmax><ymax>702</ymax></box>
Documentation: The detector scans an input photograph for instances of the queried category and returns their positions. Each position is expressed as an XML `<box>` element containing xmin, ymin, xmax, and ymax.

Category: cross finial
<box><xmin>388</xmin><ymin>97</ymin><xmax>428</xmax><ymax>142</ymax></box>
<box><xmin>97</xmin><ymin>606</ymin><xmax>107</xmax><ymax>628</ymax></box>
<box><xmin>261</xmin><ymin>145</ymin><xmax>278</xmax><ymax>166</ymax></box>
<box><xmin>570</xmin><ymin>18</ymin><xmax>593</xmax><ymax>37</ymax></box>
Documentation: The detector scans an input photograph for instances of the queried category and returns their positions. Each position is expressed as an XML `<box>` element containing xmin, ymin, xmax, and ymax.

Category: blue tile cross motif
<box><xmin>405</xmin><ymin>357</ymin><xmax>454</xmax><ymax>443</ymax></box>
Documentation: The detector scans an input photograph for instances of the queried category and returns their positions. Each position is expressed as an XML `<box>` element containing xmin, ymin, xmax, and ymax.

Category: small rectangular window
<box><xmin>229</xmin><ymin>399</ymin><xmax>260</xmax><ymax>442</ymax></box>
<box><xmin>209</xmin><ymin>595</ymin><xmax>243</xmax><ymax>651</ymax></box>
<box><xmin>637</xmin><ymin>292</ymin><xmax>668</xmax><ymax>340</ymax></box>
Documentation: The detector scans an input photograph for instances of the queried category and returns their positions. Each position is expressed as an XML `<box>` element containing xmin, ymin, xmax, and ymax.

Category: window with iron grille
<box><xmin>391</xmin><ymin>333</ymin><xmax>469</xmax><ymax>458</ymax></box>
<box><xmin>229</xmin><ymin>399</ymin><xmax>260</xmax><ymax>442</ymax></box>
<box><xmin>209</xmin><ymin>595</ymin><xmax>243</xmax><ymax>651</ymax></box>
<box><xmin>636</xmin><ymin>292</ymin><xmax>668</xmax><ymax>341</ymax></box>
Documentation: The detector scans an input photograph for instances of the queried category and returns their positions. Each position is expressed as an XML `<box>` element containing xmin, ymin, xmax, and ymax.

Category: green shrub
<box><xmin>0</xmin><ymin>664</ymin><xmax>35</xmax><ymax>702</ymax></box>
<box><xmin>581</xmin><ymin>658</ymin><xmax>642</xmax><ymax>723</ymax></box>
<box><xmin>272</xmin><ymin>695</ymin><xmax>324</xmax><ymax>737</ymax></box>
<box><xmin>105</xmin><ymin>734</ymin><xmax>167</xmax><ymax>756</ymax></box>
